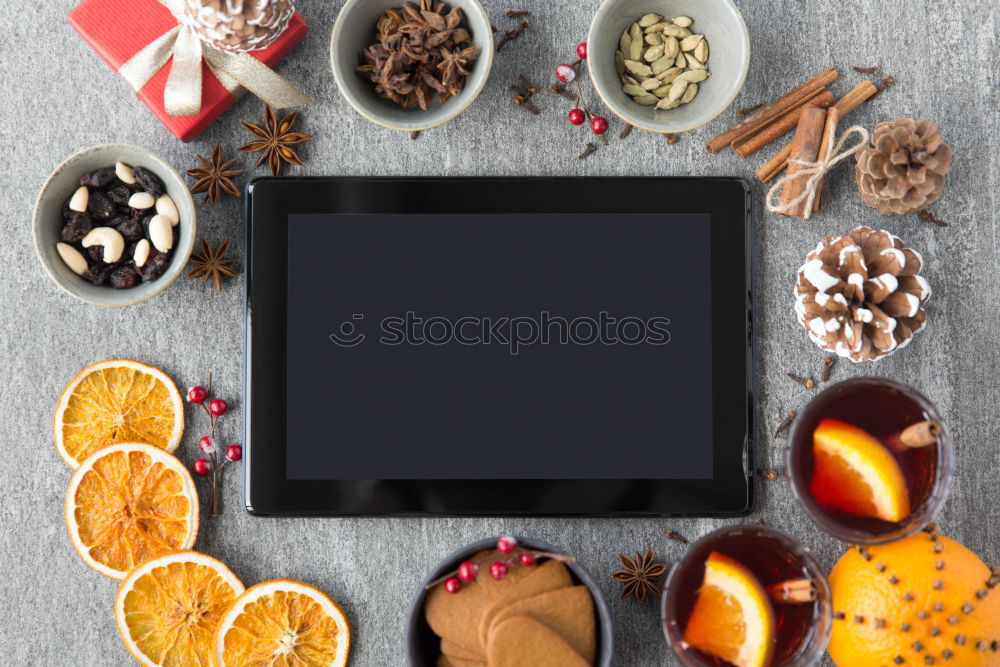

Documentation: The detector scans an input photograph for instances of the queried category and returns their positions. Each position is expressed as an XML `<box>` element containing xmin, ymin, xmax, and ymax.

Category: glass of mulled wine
<box><xmin>787</xmin><ymin>376</ymin><xmax>953</xmax><ymax>545</ymax></box>
<box><xmin>661</xmin><ymin>525</ymin><xmax>832</xmax><ymax>667</ymax></box>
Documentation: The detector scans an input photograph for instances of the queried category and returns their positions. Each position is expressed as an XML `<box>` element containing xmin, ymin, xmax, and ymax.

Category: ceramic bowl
<box><xmin>33</xmin><ymin>144</ymin><xmax>196</xmax><ymax>307</ymax></box>
<box><xmin>587</xmin><ymin>0</ymin><xmax>750</xmax><ymax>133</ymax></box>
<box><xmin>330</xmin><ymin>0</ymin><xmax>494</xmax><ymax>132</ymax></box>
<box><xmin>406</xmin><ymin>536</ymin><xmax>613</xmax><ymax>666</ymax></box>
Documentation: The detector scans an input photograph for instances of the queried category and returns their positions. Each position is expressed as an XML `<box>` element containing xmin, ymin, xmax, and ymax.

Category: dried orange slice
<box><xmin>216</xmin><ymin>580</ymin><xmax>351</xmax><ymax>667</ymax></box>
<box><xmin>115</xmin><ymin>551</ymin><xmax>243</xmax><ymax>666</ymax></box>
<box><xmin>54</xmin><ymin>360</ymin><xmax>184</xmax><ymax>468</ymax></box>
<box><xmin>683</xmin><ymin>551</ymin><xmax>775</xmax><ymax>667</ymax></box>
<box><xmin>65</xmin><ymin>443</ymin><xmax>198</xmax><ymax>578</ymax></box>
<box><xmin>810</xmin><ymin>418</ymin><xmax>910</xmax><ymax>522</ymax></box>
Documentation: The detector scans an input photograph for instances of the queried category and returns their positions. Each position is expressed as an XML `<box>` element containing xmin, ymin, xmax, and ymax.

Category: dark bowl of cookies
<box><xmin>406</xmin><ymin>535</ymin><xmax>613</xmax><ymax>666</ymax></box>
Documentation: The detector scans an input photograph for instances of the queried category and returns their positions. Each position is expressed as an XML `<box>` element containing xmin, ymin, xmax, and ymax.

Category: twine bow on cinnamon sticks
<box><xmin>765</xmin><ymin>117</ymin><xmax>869</xmax><ymax>220</ymax></box>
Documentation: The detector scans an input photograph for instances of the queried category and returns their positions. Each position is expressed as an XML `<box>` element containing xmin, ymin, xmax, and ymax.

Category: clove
<box><xmin>788</xmin><ymin>373</ymin><xmax>816</xmax><ymax>389</ymax></box>
<box><xmin>663</xmin><ymin>132</ymin><xmax>679</xmax><ymax>145</ymax></box>
<box><xmin>496</xmin><ymin>18</ymin><xmax>529</xmax><ymax>51</ymax></box>
<box><xmin>409</xmin><ymin>130</ymin><xmax>421</xmax><ymax>140</ymax></box>
<box><xmin>550</xmin><ymin>83</ymin><xmax>577</xmax><ymax>101</ymax></box>
<box><xmin>663</xmin><ymin>529</ymin><xmax>689</xmax><ymax>544</ymax></box>
<box><xmin>821</xmin><ymin>355</ymin><xmax>835</xmax><ymax>382</ymax></box>
<box><xmin>578</xmin><ymin>143</ymin><xmax>597</xmax><ymax>160</ymax></box>
<box><xmin>918</xmin><ymin>209</ymin><xmax>949</xmax><ymax>226</ymax></box>
<box><xmin>735</xmin><ymin>103</ymin><xmax>763</xmax><ymax>118</ymax></box>
<box><xmin>852</xmin><ymin>65</ymin><xmax>878</xmax><ymax>74</ymax></box>
<box><xmin>619</xmin><ymin>124</ymin><xmax>633</xmax><ymax>140</ymax></box>
<box><xmin>773</xmin><ymin>410</ymin><xmax>796</xmax><ymax>438</ymax></box>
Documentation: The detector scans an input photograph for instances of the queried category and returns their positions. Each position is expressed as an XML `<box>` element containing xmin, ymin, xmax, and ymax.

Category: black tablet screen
<box><xmin>286</xmin><ymin>214</ymin><xmax>712</xmax><ymax>480</ymax></box>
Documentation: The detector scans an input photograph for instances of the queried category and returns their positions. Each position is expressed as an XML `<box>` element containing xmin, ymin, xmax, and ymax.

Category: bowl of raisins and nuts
<box><xmin>33</xmin><ymin>144</ymin><xmax>196</xmax><ymax>306</ymax></box>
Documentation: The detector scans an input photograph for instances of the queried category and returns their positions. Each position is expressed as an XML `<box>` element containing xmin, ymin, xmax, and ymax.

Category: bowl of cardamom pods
<box><xmin>588</xmin><ymin>0</ymin><xmax>749</xmax><ymax>134</ymax></box>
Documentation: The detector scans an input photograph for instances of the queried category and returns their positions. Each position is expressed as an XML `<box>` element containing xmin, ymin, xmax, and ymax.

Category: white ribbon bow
<box><xmin>765</xmin><ymin>125</ymin><xmax>870</xmax><ymax>220</ymax></box>
<box><xmin>117</xmin><ymin>0</ymin><xmax>310</xmax><ymax>117</ymax></box>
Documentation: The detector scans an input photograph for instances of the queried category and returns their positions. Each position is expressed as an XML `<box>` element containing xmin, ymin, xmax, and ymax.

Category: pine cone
<box><xmin>183</xmin><ymin>0</ymin><xmax>294</xmax><ymax>53</ymax></box>
<box><xmin>794</xmin><ymin>227</ymin><xmax>930</xmax><ymax>362</ymax></box>
<box><xmin>855</xmin><ymin>118</ymin><xmax>952</xmax><ymax>215</ymax></box>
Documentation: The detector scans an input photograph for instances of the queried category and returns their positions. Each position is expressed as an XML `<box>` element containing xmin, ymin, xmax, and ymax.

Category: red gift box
<box><xmin>69</xmin><ymin>0</ymin><xmax>307</xmax><ymax>142</ymax></box>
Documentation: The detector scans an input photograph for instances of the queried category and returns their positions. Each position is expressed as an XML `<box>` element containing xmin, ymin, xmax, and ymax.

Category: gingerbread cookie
<box><xmin>424</xmin><ymin>550</ymin><xmax>535</xmax><ymax>653</ymax></box>
<box><xmin>488</xmin><ymin>586</ymin><xmax>596</xmax><ymax>662</ymax></box>
<box><xmin>475</xmin><ymin>559</ymin><xmax>572</xmax><ymax>650</ymax></box>
<box><xmin>486</xmin><ymin>616</ymin><xmax>589</xmax><ymax>667</ymax></box>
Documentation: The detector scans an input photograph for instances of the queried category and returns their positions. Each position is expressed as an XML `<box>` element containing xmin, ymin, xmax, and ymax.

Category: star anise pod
<box><xmin>240</xmin><ymin>105</ymin><xmax>310</xmax><ymax>177</ymax></box>
<box><xmin>188</xmin><ymin>239</ymin><xmax>238</xmax><ymax>293</ymax></box>
<box><xmin>186</xmin><ymin>144</ymin><xmax>243</xmax><ymax>205</ymax></box>
<box><xmin>612</xmin><ymin>550</ymin><xmax>667</xmax><ymax>604</ymax></box>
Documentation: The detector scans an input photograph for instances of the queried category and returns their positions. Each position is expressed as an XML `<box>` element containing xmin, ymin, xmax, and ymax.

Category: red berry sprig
<box><xmin>187</xmin><ymin>373</ymin><xmax>242</xmax><ymax>517</ymax></box>
<box><xmin>425</xmin><ymin>537</ymin><xmax>575</xmax><ymax>594</ymax></box>
<box><xmin>552</xmin><ymin>42</ymin><xmax>610</xmax><ymax>141</ymax></box>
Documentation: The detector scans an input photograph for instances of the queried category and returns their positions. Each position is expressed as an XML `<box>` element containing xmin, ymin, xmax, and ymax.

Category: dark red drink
<box><xmin>787</xmin><ymin>377</ymin><xmax>952</xmax><ymax>544</ymax></box>
<box><xmin>662</xmin><ymin>526</ymin><xmax>831</xmax><ymax>666</ymax></box>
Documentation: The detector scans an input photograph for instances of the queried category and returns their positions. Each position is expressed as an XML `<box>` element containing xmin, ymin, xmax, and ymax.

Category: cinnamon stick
<box><xmin>779</xmin><ymin>105</ymin><xmax>827</xmax><ymax>218</ymax></box>
<box><xmin>757</xmin><ymin>144</ymin><xmax>792</xmax><ymax>182</ymax></box>
<box><xmin>811</xmin><ymin>107</ymin><xmax>841</xmax><ymax>212</ymax></box>
<box><xmin>756</xmin><ymin>80</ymin><xmax>878</xmax><ymax>183</ymax></box>
<box><xmin>705</xmin><ymin>67</ymin><xmax>838</xmax><ymax>153</ymax></box>
<box><xmin>767</xmin><ymin>578</ymin><xmax>817</xmax><ymax>604</ymax></box>
<box><xmin>734</xmin><ymin>89</ymin><xmax>836</xmax><ymax>158</ymax></box>
<box><xmin>886</xmin><ymin>420</ymin><xmax>942</xmax><ymax>449</ymax></box>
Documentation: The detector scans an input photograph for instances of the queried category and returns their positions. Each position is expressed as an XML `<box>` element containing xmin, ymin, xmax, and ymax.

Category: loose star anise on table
<box><xmin>612</xmin><ymin>549</ymin><xmax>667</xmax><ymax>603</ymax></box>
<box><xmin>186</xmin><ymin>144</ymin><xmax>243</xmax><ymax>205</ymax></box>
<box><xmin>188</xmin><ymin>239</ymin><xmax>238</xmax><ymax>293</ymax></box>
<box><xmin>240</xmin><ymin>105</ymin><xmax>310</xmax><ymax>176</ymax></box>
<box><xmin>356</xmin><ymin>1</ymin><xmax>481</xmax><ymax>110</ymax></box>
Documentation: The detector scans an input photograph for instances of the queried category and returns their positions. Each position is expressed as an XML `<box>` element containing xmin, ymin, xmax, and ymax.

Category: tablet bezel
<box><xmin>244</xmin><ymin>177</ymin><xmax>754</xmax><ymax>516</ymax></box>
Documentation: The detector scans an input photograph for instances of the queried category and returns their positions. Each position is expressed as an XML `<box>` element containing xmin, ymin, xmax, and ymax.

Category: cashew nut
<box><xmin>133</xmin><ymin>239</ymin><xmax>151</xmax><ymax>267</ymax></box>
<box><xmin>69</xmin><ymin>186</ymin><xmax>89</xmax><ymax>213</ymax></box>
<box><xmin>115</xmin><ymin>161</ymin><xmax>136</xmax><ymax>185</ymax></box>
<box><xmin>148</xmin><ymin>215</ymin><xmax>174</xmax><ymax>253</ymax></box>
<box><xmin>56</xmin><ymin>242</ymin><xmax>88</xmax><ymax>275</ymax></box>
<box><xmin>81</xmin><ymin>226</ymin><xmax>125</xmax><ymax>263</ymax></box>
<box><xmin>128</xmin><ymin>192</ymin><xmax>155</xmax><ymax>209</ymax></box>
<box><xmin>155</xmin><ymin>194</ymin><xmax>179</xmax><ymax>225</ymax></box>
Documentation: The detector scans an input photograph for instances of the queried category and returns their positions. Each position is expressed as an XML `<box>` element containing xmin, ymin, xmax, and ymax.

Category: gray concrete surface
<box><xmin>1</xmin><ymin>0</ymin><xmax>997</xmax><ymax>664</ymax></box>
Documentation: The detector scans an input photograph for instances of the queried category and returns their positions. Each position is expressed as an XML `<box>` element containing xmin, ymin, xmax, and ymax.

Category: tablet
<box><xmin>244</xmin><ymin>177</ymin><xmax>754</xmax><ymax>516</ymax></box>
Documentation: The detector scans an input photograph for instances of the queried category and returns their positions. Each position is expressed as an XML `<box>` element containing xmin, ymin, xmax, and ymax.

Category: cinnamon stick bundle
<box><xmin>705</xmin><ymin>67</ymin><xmax>838</xmax><ymax>153</ymax></box>
<box><xmin>734</xmin><ymin>89</ymin><xmax>836</xmax><ymax>158</ymax></box>
<box><xmin>811</xmin><ymin>107</ymin><xmax>841</xmax><ymax>212</ymax></box>
<box><xmin>757</xmin><ymin>80</ymin><xmax>879</xmax><ymax>183</ymax></box>
<box><xmin>779</xmin><ymin>105</ymin><xmax>827</xmax><ymax>218</ymax></box>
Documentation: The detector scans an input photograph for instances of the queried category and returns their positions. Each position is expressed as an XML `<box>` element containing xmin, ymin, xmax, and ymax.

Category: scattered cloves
<box><xmin>663</xmin><ymin>529</ymin><xmax>689</xmax><ymax>544</ymax></box>
<box><xmin>550</xmin><ymin>83</ymin><xmax>577</xmax><ymax>101</ymax></box>
<box><xmin>409</xmin><ymin>130</ymin><xmax>421</xmax><ymax>140</ymax></box>
<box><xmin>918</xmin><ymin>209</ymin><xmax>949</xmax><ymax>226</ymax></box>
<box><xmin>496</xmin><ymin>18</ymin><xmax>529</xmax><ymax>51</ymax></box>
<box><xmin>758</xmin><ymin>467</ymin><xmax>780</xmax><ymax>481</ymax></box>
<box><xmin>663</xmin><ymin>132</ymin><xmax>679</xmax><ymax>145</ymax></box>
<box><xmin>853</xmin><ymin>65</ymin><xmax>878</xmax><ymax>73</ymax></box>
<box><xmin>788</xmin><ymin>373</ymin><xmax>816</xmax><ymax>389</ymax></box>
<box><xmin>619</xmin><ymin>124</ymin><xmax>633</xmax><ymax>140</ymax></box>
<box><xmin>578</xmin><ymin>143</ymin><xmax>597</xmax><ymax>160</ymax></box>
<box><xmin>773</xmin><ymin>410</ymin><xmax>796</xmax><ymax>439</ymax></box>
<box><xmin>506</xmin><ymin>9</ymin><xmax>529</xmax><ymax>17</ymax></box>
<box><xmin>875</xmin><ymin>74</ymin><xmax>895</xmax><ymax>96</ymax></box>
<box><xmin>821</xmin><ymin>355</ymin><xmax>835</xmax><ymax>382</ymax></box>
<box><xmin>511</xmin><ymin>76</ymin><xmax>541</xmax><ymax>115</ymax></box>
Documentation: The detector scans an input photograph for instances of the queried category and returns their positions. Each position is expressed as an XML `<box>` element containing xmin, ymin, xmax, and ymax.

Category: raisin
<box><xmin>86</xmin><ymin>245</ymin><xmax>106</xmax><ymax>264</ymax></box>
<box><xmin>140</xmin><ymin>251</ymin><xmax>171</xmax><ymax>282</ymax></box>
<box><xmin>79</xmin><ymin>167</ymin><xmax>116</xmax><ymax>188</ymax></box>
<box><xmin>133</xmin><ymin>167</ymin><xmax>164</xmax><ymax>196</ymax></box>
<box><xmin>109</xmin><ymin>265</ymin><xmax>140</xmax><ymax>289</ymax></box>
<box><xmin>87</xmin><ymin>191</ymin><xmax>116</xmax><ymax>220</ymax></box>
<box><xmin>82</xmin><ymin>263</ymin><xmax>113</xmax><ymax>285</ymax></box>
<box><xmin>106</xmin><ymin>185</ymin><xmax>132</xmax><ymax>206</ymax></box>
<box><xmin>115</xmin><ymin>216</ymin><xmax>144</xmax><ymax>242</ymax></box>
<box><xmin>61</xmin><ymin>212</ymin><xmax>93</xmax><ymax>242</ymax></box>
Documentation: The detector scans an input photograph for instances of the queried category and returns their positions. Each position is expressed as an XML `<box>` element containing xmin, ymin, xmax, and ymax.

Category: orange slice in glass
<box><xmin>54</xmin><ymin>360</ymin><xmax>184</xmax><ymax>468</ymax></box>
<box><xmin>683</xmin><ymin>551</ymin><xmax>775</xmax><ymax>667</ymax></box>
<box><xmin>115</xmin><ymin>551</ymin><xmax>244</xmax><ymax>666</ymax></box>
<box><xmin>65</xmin><ymin>443</ymin><xmax>198</xmax><ymax>578</ymax></box>
<box><xmin>216</xmin><ymin>580</ymin><xmax>351</xmax><ymax>667</ymax></box>
<box><xmin>810</xmin><ymin>418</ymin><xmax>911</xmax><ymax>522</ymax></box>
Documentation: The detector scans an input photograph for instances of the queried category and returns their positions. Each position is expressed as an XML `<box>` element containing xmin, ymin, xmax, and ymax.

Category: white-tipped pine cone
<box><xmin>183</xmin><ymin>0</ymin><xmax>294</xmax><ymax>53</ymax></box>
<box><xmin>794</xmin><ymin>227</ymin><xmax>930</xmax><ymax>362</ymax></box>
<box><xmin>855</xmin><ymin>118</ymin><xmax>952</xmax><ymax>216</ymax></box>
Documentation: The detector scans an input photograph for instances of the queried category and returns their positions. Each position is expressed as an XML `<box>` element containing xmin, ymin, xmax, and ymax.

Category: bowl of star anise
<box><xmin>331</xmin><ymin>0</ymin><xmax>493</xmax><ymax>132</ymax></box>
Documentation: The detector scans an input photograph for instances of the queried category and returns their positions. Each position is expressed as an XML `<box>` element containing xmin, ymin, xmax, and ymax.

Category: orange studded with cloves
<box><xmin>828</xmin><ymin>528</ymin><xmax>1000</xmax><ymax>665</ymax></box>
